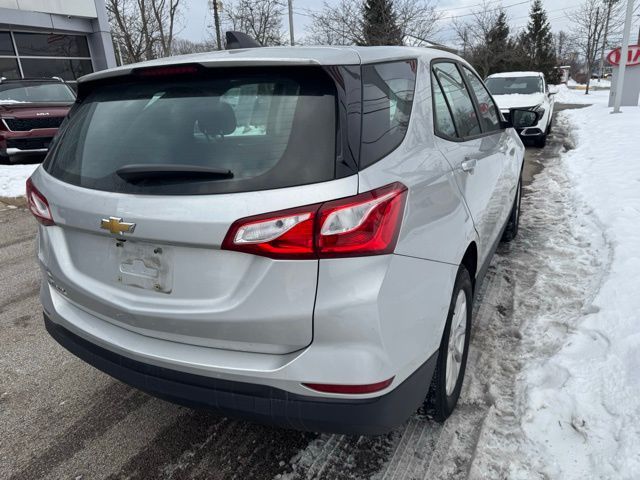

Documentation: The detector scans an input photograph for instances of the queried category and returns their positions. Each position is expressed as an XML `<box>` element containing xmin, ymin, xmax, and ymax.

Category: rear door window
<box><xmin>44</xmin><ymin>67</ymin><xmax>337</xmax><ymax>195</ymax></box>
<box><xmin>433</xmin><ymin>62</ymin><xmax>481</xmax><ymax>139</ymax></box>
<box><xmin>461</xmin><ymin>67</ymin><xmax>501</xmax><ymax>133</ymax></box>
<box><xmin>360</xmin><ymin>60</ymin><xmax>416</xmax><ymax>168</ymax></box>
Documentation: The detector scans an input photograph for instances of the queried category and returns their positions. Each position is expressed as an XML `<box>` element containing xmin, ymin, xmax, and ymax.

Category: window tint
<box><xmin>0</xmin><ymin>58</ymin><xmax>20</xmax><ymax>80</ymax></box>
<box><xmin>13</xmin><ymin>32</ymin><xmax>90</xmax><ymax>57</ymax></box>
<box><xmin>431</xmin><ymin>73</ymin><xmax>457</xmax><ymax>138</ymax></box>
<box><xmin>462</xmin><ymin>67</ymin><xmax>501</xmax><ymax>132</ymax></box>
<box><xmin>433</xmin><ymin>63</ymin><xmax>481</xmax><ymax>138</ymax></box>
<box><xmin>45</xmin><ymin>68</ymin><xmax>338</xmax><ymax>195</ymax></box>
<box><xmin>361</xmin><ymin>60</ymin><xmax>416</xmax><ymax>168</ymax></box>
<box><xmin>0</xmin><ymin>32</ymin><xmax>15</xmax><ymax>55</ymax></box>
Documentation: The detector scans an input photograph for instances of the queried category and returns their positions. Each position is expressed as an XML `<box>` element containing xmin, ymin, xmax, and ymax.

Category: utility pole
<box><xmin>613</xmin><ymin>0</ymin><xmax>635</xmax><ymax>113</ymax></box>
<box><xmin>212</xmin><ymin>0</ymin><xmax>222</xmax><ymax>50</ymax></box>
<box><xmin>287</xmin><ymin>0</ymin><xmax>295</xmax><ymax>46</ymax></box>
<box><xmin>598</xmin><ymin>0</ymin><xmax>616</xmax><ymax>80</ymax></box>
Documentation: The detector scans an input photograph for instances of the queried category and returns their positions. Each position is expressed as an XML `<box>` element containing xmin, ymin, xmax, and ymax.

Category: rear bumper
<box><xmin>44</xmin><ymin>313</ymin><xmax>437</xmax><ymax>435</ymax></box>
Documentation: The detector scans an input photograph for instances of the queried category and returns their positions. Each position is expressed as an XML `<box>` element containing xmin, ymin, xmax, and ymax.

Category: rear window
<box><xmin>485</xmin><ymin>76</ymin><xmax>543</xmax><ymax>95</ymax></box>
<box><xmin>44</xmin><ymin>67</ymin><xmax>337</xmax><ymax>195</ymax></box>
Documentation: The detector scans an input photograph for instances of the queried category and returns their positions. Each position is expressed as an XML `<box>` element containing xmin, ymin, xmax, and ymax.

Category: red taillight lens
<box><xmin>26</xmin><ymin>178</ymin><xmax>54</xmax><ymax>226</ymax></box>
<box><xmin>221</xmin><ymin>183</ymin><xmax>407</xmax><ymax>260</ymax></box>
<box><xmin>303</xmin><ymin>377</ymin><xmax>394</xmax><ymax>394</ymax></box>
<box><xmin>317</xmin><ymin>182</ymin><xmax>407</xmax><ymax>258</ymax></box>
<box><xmin>222</xmin><ymin>204</ymin><xmax>320</xmax><ymax>260</ymax></box>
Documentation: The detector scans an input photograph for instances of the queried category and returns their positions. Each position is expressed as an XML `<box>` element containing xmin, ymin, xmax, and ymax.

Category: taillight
<box><xmin>222</xmin><ymin>205</ymin><xmax>319</xmax><ymax>260</ymax></box>
<box><xmin>317</xmin><ymin>182</ymin><xmax>407</xmax><ymax>258</ymax></box>
<box><xmin>26</xmin><ymin>178</ymin><xmax>54</xmax><ymax>226</ymax></box>
<box><xmin>221</xmin><ymin>182</ymin><xmax>407</xmax><ymax>259</ymax></box>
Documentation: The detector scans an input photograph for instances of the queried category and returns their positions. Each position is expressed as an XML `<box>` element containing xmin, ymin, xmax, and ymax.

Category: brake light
<box><xmin>26</xmin><ymin>178</ymin><xmax>54</xmax><ymax>226</ymax></box>
<box><xmin>221</xmin><ymin>182</ymin><xmax>407</xmax><ymax>259</ymax></box>
<box><xmin>222</xmin><ymin>205</ymin><xmax>319</xmax><ymax>260</ymax></box>
<box><xmin>136</xmin><ymin>65</ymin><xmax>200</xmax><ymax>77</ymax></box>
<box><xmin>303</xmin><ymin>377</ymin><xmax>394</xmax><ymax>394</ymax></box>
<box><xmin>317</xmin><ymin>183</ymin><xmax>407</xmax><ymax>258</ymax></box>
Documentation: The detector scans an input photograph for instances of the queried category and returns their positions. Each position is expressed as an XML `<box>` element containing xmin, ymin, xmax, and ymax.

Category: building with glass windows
<box><xmin>0</xmin><ymin>0</ymin><xmax>116</xmax><ymax>84</ymax></box>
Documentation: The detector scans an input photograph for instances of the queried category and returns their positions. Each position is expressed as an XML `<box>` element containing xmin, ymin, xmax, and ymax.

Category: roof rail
<box><xmin>51</xmin><ymin>76</ymin><xmax>64</xmax><ymax>82</ymax></box>
<box><xmin>225</xmin><ymin>31</ymin><xmax>262</xmax><ymax>50</ymax></box>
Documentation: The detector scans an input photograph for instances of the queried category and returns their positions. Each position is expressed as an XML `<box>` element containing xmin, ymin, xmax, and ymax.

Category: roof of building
<box><xmin>79</xmin><ymin>45</ymin><xmax>460</xmax><ymax>83</ymax></box>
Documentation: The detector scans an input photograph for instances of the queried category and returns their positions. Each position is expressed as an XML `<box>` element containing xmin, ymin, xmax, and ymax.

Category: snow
<box><xmin>0</xmin><ymin>164</ymin><xmax>38</xmax><ymax>197</ymax></box>
<box><xmin>492</xmin><ymin>92</ymin><xmax>545</xmax><ymax>109</ymax></box>
<box><xmin>487</xmin><ymin>71</ymin><xmax>544</xmax><ymax>79</ymax></box>
<box><xmin>551</xmin><ymin>84</ymin><xmax>610</xmax><ymax>105</ymax></box>
<box><xmin>470</xmin><ymin>97</ymin><xmax>640</xmax><ymax>478</ymax></box>
<box><xmin>0</xmin><ymin>100</ymin><xmax>28</xmax><ymax>105</ymax></box>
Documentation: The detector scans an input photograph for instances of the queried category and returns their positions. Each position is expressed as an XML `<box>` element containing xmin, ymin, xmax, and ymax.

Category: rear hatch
<box><xmin>37</xmin><ymin>65</ymin><xmax>357</xmax><ymax>354</ymax></box>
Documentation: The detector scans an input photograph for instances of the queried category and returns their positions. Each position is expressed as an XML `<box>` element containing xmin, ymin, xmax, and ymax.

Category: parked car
<box><xmin>485</xmin><ymin>71</ymin><xmax>555</xmax><ymax>147</ymax></box>
<box><xmin>28</xmin><ymin>46</ymin><xmax>539</xmax><ymax>434</ymax></box>
<box><xmin>0</xmin><ymin>77</ymin><xmax>75</xmax><ymax>163</ymax></box>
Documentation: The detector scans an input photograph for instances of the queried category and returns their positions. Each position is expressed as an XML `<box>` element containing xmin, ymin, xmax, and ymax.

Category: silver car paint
<box><xmin>35</xmin><ymin>47</ymin><xmax>523</xmax><ymax>400</ymax></box>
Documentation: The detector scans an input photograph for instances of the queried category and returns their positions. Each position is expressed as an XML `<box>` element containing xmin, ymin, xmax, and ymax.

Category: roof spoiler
<box><xmin>225</xmin><ymin>31</ymin><xmax>262</xmax><ymax>50</ymax></box>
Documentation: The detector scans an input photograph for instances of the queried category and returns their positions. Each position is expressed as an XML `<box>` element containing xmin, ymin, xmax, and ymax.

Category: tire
<box><xmin>0</xmin><ymin>154</ymin><xmax>11</xmax><ymax>165</ymax></box>
<box><xmin>501</xmin><ymin>175</ymin><xmax>522</xmax><ymax>243</ymax></box>
<box><xmin>428</xmin><ymin>266</ymin><xmax>473</xmax><ymax>422</ymax></box>
<box><xmin>535</xmin><ymin>134</ymin><xmax>547</xmax><ymax>148</ymax></box>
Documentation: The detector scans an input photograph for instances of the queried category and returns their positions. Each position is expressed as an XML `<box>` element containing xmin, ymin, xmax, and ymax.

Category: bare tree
<box><xmin>107</xmin><ymin>0</ymin><xmax>182</xmax><ymax>63</ymax></box>
<box><xmin>223</xmin><ymin>0</ymin><xmax>285</xmax><ymax>46</ymax></box>
<box><xmin>568</xmin><ymin>0</ymin><xmax>618</xmax><ymax>94</ymax></box>
<box><xmin>305</xmin><ymin>0</ymin><xmax>442</xmax><ymax>46</ymax></box>
<box><xmin>172</xmin><ymin>38</ymin><xmax>217</xmax><ymax>55</ymax></box>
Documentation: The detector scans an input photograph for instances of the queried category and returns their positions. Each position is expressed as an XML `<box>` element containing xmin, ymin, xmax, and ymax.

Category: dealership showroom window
<box><xmin>0</xmin><ymin>30</ymin><xmax>93</xmax><ymax>83</ymax></box>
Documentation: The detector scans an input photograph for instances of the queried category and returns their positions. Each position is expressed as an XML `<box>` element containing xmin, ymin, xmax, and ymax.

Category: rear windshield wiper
<box><xmin>116</xmin><ymin>164</ymin><xmax>234</xmax><ymax>183</ymax></box>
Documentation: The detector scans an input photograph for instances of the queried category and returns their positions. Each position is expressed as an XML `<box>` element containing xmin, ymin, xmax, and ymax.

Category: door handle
<box><xmin>461</xmin><ymin>158</ymin><xmax>477</xmax><ymax>173</ymax></box>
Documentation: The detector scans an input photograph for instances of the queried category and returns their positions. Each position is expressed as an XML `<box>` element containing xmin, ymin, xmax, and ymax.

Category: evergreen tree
<box><xmin>520</xmin><ymin>0</ymin><xmax>557</xmax><ymax>79</ymax></box>
<box><xmin>361</xmin><ymin>0</ymin><xmax>403</xmax><ymax>46</ymax></box>
<box><xmin>486</xmin><ymin>10</ymin><xmax>511</xmax><ymax>74</ymax></box>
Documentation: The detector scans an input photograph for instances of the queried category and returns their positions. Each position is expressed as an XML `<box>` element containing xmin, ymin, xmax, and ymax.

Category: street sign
<box><xmin>607</xmin><ymin>45</ymin><xmax>640</xmax><ymax>67</ymax></box>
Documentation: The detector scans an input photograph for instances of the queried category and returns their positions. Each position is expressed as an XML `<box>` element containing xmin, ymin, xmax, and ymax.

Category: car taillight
<box><xmin>26</xmin><ymin>178</ymin><xmax>54</xmax><ymax>226</ymax></box>
<box><xmin>221</xmin><ymin>182</ymin><xmax>407</xmax><ymax>259</ymax></box>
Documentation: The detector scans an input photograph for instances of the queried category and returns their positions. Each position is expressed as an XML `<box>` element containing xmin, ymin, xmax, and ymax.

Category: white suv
<box><xmin>485</xmin><ymin>71</ymin><xmax>555</xmax><ymax>147</ymax></box>
<box><xmin>28</xmin><ymin>46</ymin><xmax>538</xmax><ymax>434</ymax></box>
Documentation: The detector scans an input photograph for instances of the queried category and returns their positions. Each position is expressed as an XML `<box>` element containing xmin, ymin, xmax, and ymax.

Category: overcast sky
<box><xmin>179</xmin><ymin>0</ymin><xmax>639</xmax><ymax>46</ymax></box>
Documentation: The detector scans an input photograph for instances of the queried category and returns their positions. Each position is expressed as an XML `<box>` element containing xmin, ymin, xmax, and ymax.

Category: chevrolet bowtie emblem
<box><xmin>100</xmin><ymin>216</ymin><xmax>136</xmax><ymax>235</ymax></box>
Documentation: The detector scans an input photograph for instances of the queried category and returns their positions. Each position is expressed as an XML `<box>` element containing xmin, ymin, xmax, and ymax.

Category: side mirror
<box><xmin>510</xmin><ymin>109</ymin><xmax>540</xmax><ymax>129</ymax></box>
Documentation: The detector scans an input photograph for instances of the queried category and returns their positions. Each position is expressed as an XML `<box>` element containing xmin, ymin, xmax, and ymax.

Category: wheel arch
<box><xmin>460</xmin><ymin>242</ymin><xmax>478</xmax><ymax>293</ymax></box>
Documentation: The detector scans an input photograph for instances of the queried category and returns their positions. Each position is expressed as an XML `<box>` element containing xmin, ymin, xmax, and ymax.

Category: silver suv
<box><xmin>28</xmin><ymin>46</ymin><xmax>534</xmax><ymax>434</ymax></box>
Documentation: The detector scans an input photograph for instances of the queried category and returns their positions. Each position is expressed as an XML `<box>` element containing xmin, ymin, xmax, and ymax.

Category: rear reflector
<box><xmin>303</xmin><ymin>377</ymin><xmax>395</xmax><ymax>394</ymax></box>
<box><xmin>26</xmin><ymin>178</ymin><xmax>54</xmax><ymax>226</ymax></box>
<box><xmin>221</xmin><ymin>182</ymin><xmax>407</xmax><ymax>260</ymax></box>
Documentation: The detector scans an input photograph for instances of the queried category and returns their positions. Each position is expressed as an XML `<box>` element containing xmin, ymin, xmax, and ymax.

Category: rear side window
<box><xmin>431</xmin><ymin>73</ymin><xmax>457</xmax><ymax>138</ymax></box>
<box><xmin>44</xmin><ymin>67</ymin><xmax>337</xmax><ymax>195</ymax></box>
<box><xmin>461</xmin><ymin>67</ymin><xmax>501</xmax><ymax>132</ymax></box>
<box><xmin>360</xmin><ymin>60</ymin><xmax>416</xmax><ymax>169</ymax></box>
<box><xmin>433</xmin><ymin>62</ymin><xmax>481</xmax><ymax>139</ymax></box>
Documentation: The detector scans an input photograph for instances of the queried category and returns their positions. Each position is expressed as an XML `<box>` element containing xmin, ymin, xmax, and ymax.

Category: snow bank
<box><xmin>0</xmin><ymin>164</ymin><xmax>38</xmax><ymax>197</ymax></box>
<box><xmin>520</xmin><ymin>103</ymin><xmax>640</xmax><ymax>477</ymax></box>
<box><xmin>551</xmin><ymin>84</ymin><xmax>610</xmax><ymax>105</ymax></box>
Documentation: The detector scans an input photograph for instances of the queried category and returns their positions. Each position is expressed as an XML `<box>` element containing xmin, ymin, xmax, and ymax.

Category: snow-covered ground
<box><xmin>471</xmin><ymin>89</ymin><xmax>640</xmax><ymax>478</ymax></box>
<box><xmin>0</xmin><ymin>163</ymin><xmax>38</xmax><ymax>198</ymax></box>
<box><xmin>551</xmin><ymin>84</ymin><xmax>610</xmax><ymax>104</ymax></box>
